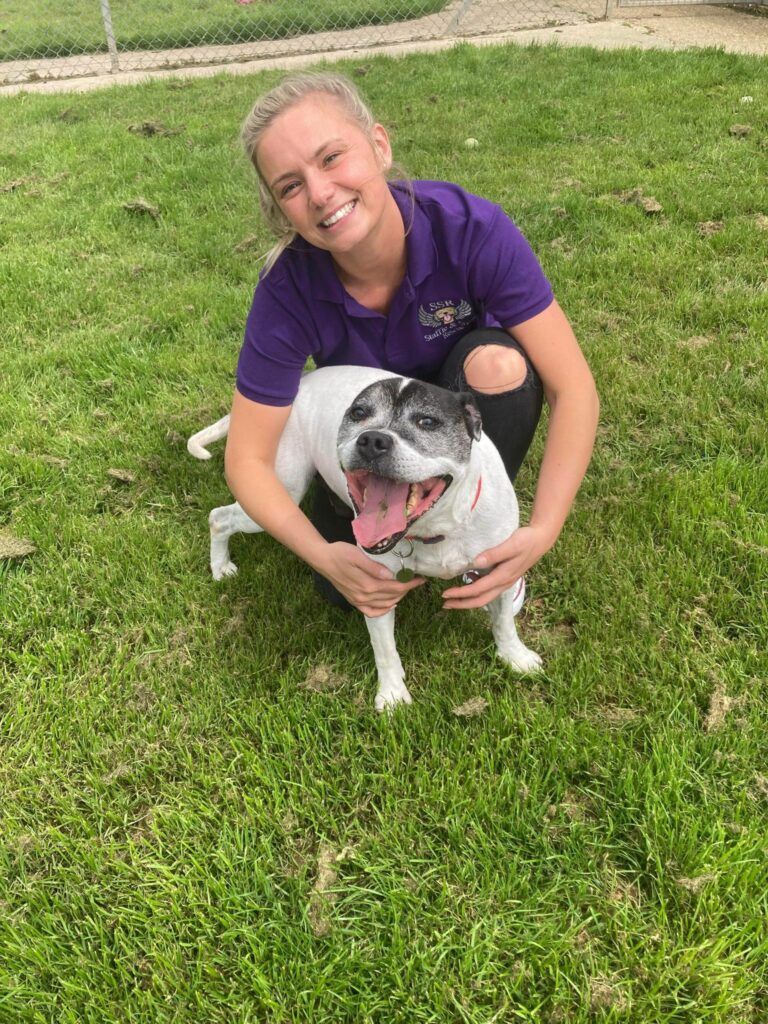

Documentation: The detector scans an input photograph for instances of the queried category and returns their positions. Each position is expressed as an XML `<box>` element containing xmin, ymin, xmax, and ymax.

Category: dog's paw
<box><xmin>498</xmin><ymin>643</ymin><xmax>543</xmax><ymax>674</ymax></box>
<box><xmin>375</xmin><ymin>683</ymin><xmax>413</xmax><ymax>713</ymax></box>
<box><xmin>211</xmin><ymin>560</ymin><xmax>238</xmax><ymax>581</ymax></box>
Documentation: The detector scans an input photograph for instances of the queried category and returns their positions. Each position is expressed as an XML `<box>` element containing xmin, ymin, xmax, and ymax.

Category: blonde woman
<box><xmin>225</xmin><ymin>72</ymin><xmax>599</xmax><ymax>618</ymax></box>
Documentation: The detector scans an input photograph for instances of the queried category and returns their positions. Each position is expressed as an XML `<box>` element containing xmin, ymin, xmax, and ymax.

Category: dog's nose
<box><xmin>356</xmin><ymin>430</ymin><xmax>392</xmax><ymax>459</ymax></box>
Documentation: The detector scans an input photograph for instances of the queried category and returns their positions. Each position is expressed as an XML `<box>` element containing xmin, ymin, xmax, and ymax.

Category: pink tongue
<box><xmin>351</xmin><ymin>477</ymin><xmax>410</xmax><ymax>548</ymax></box>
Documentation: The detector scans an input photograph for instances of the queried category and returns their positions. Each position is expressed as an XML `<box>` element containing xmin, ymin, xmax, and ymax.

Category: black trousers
<box><xmin>312</xmin><ymin>327</ymin><xmax>543</xmax><ymax>609</ymax></box>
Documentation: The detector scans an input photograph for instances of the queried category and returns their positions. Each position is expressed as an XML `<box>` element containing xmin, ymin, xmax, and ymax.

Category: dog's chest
<box><xmin>403</xmin><ymin>538</ymin><xmax>474</xmax><ymax>580</ymax></box>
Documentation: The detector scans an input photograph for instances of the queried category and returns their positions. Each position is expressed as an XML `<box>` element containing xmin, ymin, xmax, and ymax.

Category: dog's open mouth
<box><xmin>344</xmin><ymin>471</ymin><xmax>452</xmax><ymax>553</ymax></box>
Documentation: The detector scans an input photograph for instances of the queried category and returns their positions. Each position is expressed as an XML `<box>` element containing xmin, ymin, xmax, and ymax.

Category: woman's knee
<box><xmin>463</xmin><ymin>344</ymin><xmax>528</xmax><ymax>394</ymax></box>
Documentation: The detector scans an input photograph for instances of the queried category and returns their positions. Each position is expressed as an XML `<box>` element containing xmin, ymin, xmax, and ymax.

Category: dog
<box><xmin>187</xmin><ymin>366</ymin><xmax>542</xmax><ymax>711</ymax></box>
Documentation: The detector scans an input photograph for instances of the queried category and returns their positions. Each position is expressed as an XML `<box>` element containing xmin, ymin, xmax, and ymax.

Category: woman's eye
<box><xmin>280</xmin><ymin>181</ymin><xmax>300</xmax><ymax>198</ymax></box>
<box><xmin>323</xmin><ymin>151</ymin><xmax>341</xmax><ymax>166</ymax></box>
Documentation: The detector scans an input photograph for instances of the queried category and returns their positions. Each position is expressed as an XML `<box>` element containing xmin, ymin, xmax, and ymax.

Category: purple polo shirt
<box><xmin>236</xmin><ymin>180</ymin><xmax>553</xmax><ymax>406</ymax></box>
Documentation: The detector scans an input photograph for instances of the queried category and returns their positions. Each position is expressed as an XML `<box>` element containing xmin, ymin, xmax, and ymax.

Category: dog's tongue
<box><xmin>351</xmin><ymin>477</ymin><xmax>410</xmax><ymax>548</ymax></box>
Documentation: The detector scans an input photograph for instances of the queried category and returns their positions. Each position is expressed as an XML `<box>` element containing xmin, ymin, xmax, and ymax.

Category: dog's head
<box><xmin>336</xmin><ymin>377</ymin><xmax>482</xmax><ymax>554</ymax></box>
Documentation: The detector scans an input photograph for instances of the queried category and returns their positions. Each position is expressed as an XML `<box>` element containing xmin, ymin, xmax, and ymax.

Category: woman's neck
<box><xmin>332</xmin><ymin>190</ymin><xmax>407</xmax><ymax>297</ymax></box>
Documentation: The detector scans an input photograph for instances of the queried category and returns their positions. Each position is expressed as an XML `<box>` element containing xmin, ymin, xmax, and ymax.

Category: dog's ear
<box><xmin>459</xmin><ymin>393</ymin><xmax>482</xmax><ymax>441</ymax></box>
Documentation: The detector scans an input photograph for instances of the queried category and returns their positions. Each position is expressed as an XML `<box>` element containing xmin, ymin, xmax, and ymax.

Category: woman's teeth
<box><xmin>321</xmin><ymin>201</ymin><xmax>355</xmax><ymax>228</ymax></box>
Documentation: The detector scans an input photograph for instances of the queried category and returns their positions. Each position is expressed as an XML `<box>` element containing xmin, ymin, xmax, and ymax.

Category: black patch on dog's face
<box><xmin>339</xmin><ymin>378</ymin><xmax>482</xmax><ymax>464</ymax></box>
<box><xmin>338</xmin><ymin>378</ymin><xmax>482</xmax><ymax>553</ymax></box>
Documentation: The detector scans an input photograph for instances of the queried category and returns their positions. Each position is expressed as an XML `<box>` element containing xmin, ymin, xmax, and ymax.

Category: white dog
<box><xmin>188</xmin><ymin>366</ymin><xmax>542</xmax><ymax>710</ymax></box>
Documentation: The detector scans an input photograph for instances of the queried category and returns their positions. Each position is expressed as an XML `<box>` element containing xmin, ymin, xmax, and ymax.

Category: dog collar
<box><xmin>405</xmin><ymin>476</ymin><xmax>482</xmax><ymax>546</ymax></box>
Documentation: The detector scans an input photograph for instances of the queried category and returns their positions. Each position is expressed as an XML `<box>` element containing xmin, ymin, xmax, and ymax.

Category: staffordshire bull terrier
<box><xmin>188</xmin><ymin>366</ymin><xmax>542</xmax><ymax>710</ymax></box>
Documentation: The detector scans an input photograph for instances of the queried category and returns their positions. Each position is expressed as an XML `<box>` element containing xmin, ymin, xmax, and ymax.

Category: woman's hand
<box><xmin>318</xmin><ymin>542</ymin><xmax>425</xmax><ymax>617</ymax></box>
<box><xmin>441</xmin><ymin>524</ymin><xmax>557</xmax><ymax>610</ymax></box>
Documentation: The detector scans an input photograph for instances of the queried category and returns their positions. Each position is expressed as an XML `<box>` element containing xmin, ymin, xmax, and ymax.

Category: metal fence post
<box><xmin>445</xmin><ymin>0</ymin><xmax>476</xmax><ymax>35</ymax></box>
<box><xmin>100</xmin><ymin>0</ymin><xmax>120</xmax><ymax>72</ymax></box>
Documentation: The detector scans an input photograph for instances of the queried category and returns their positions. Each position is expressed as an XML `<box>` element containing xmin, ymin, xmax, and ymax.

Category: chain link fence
<box><xmin>1</xmin><ymin>0</ymin><xmax>610</xmax><ymax>87</ymax></box>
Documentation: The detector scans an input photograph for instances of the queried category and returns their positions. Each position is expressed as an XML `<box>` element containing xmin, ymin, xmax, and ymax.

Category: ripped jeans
<box><xmin>429</xmin><ymin>325</ymin><xmax>543</xmax><ymax>483</ymax></box>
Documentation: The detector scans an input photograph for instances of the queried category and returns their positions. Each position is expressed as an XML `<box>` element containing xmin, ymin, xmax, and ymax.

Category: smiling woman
<box><xmin>254</xmin><ymin>93</ymin><xmax>402</xmax><ymax>281</ymax></box>
<box><xmin>223</xmin><ymin>70</ymin><xmax>599</xmax><ymax>618</ymax></box>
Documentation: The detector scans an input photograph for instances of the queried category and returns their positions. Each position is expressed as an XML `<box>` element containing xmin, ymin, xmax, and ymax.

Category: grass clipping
<box><xmin>308</xmin><ymin>844</ymin><xmax>353</xmax><ymax>937</ymax></box>
<box><xmin>0</xmin><ymin>532</ymin><xmax>36</xmax><ymax>560</ymax></box>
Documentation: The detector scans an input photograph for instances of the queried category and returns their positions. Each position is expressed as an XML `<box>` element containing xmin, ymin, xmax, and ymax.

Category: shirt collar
<box><xmin>391</xmin><ymin>182</ymin><xmax>435</xmax><ymax>288</ymax></box>
<box><xmin>306</xmin><ymin>181</ymin><xmax>436</xmax><ymax>307</ymax></box>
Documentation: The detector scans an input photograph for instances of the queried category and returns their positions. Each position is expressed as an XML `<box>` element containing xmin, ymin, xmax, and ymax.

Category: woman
<box><xmin>225</xmin><ymin>71</ymin><xmax>599</xmax><ymax>619</ymax></box>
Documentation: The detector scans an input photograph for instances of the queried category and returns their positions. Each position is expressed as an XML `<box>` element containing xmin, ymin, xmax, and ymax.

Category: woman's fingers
<box><xmin>324</xmin><ymin>542</ymin><xmax>424</xmax><ymax>612</ymax></box>
<box><xmin>442</xmin><ymin>567</ymin><xmax>513</xmax><ymax>609</ymax></box>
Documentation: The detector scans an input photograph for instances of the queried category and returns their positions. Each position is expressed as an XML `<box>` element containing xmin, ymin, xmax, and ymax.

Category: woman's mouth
<box><xmin>319</xmin><ymin>200</ymin><xmax>357</xmax><ymax>229</ymax></box>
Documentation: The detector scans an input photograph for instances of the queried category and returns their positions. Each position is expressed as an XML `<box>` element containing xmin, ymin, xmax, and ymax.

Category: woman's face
<box><xmin>256</xmin><ymin>94</ymin><xmax>395</xmax><ymax>258</ymax></box>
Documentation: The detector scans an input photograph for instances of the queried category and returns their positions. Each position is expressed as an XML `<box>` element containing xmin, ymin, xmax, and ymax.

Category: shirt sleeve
<box><xmin>235</xmin><ymin>272</ymin><xmax>318</xmax><ymax>407</ymax></box>
<box><xmin>467</xmin><ymin>205</ymin><xmax>554</xmax><ymax>328</ymax></box>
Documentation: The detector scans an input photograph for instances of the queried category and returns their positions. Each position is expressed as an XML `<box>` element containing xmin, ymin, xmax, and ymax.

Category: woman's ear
<box><xmin>371</xmin><ymin>122</ymin><xmax>393</xmax><ymax>171</ymax></box>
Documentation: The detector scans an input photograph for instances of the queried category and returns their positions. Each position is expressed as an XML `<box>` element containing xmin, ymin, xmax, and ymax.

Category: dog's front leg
<box><xmin>487</xmin><ymin>584</ymin><xmax>542</xmax><ymax>674</ymax></box>
<box><xmin>364</xmin><ymin>610</ymin><xmax>413</xmax><ymax>712</ymax></box>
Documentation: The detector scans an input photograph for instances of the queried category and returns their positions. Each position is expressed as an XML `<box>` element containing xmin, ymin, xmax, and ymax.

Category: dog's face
<box><xmin>336</xmin><ymin>377</ymin><xmax>482</xmax><ymax>554</ymax></box>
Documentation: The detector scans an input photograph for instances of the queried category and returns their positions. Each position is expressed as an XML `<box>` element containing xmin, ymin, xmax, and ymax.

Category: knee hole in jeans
<box><xmin>463</xmin><ymin>344</ymin><xmax>528</xmax><ymax>394</ymax></box>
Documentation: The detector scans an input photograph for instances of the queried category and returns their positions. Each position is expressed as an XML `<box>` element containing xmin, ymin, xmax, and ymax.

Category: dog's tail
<box><xmin>187</xmin><ymin>415</ymin><xmax>231</xmax><ymax>460</ymax></box>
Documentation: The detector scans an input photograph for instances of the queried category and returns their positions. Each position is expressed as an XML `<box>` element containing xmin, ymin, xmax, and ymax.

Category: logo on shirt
<box><xmin>418</xmin><ymin>299</ymin><xmax>474</xmax><ymax>342</ymax></box>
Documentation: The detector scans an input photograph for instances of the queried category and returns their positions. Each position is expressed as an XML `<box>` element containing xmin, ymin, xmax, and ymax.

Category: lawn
<box><xmin>0</xmin><ymin>0</ymin><xmax>447</xmax><ymax>63</ymax></box>
<box><xmin>1</xmin><ymin>43</ymin><xmax>767</xmax><ymax>1022</ymax></box>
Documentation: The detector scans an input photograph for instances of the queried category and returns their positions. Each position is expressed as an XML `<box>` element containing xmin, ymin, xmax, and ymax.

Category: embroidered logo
<box><xmin>418</xmin><ymin>299</ymin><xmax>474</xmax><ymax>342</ymax></box>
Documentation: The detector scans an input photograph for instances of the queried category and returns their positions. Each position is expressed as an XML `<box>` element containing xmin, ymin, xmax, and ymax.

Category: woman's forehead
<box><xmin>269</xmin><ymin>93</ymin><xmax>358</xmax><ymax>139</ymax></box>
<box><xmin>257</xmin><ymin>95</ymin><xmax>366</xmax><ymax>171</ymax></box>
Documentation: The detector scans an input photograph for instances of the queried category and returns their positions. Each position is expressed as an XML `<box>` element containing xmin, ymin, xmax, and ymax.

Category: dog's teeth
<box><xmin>405</xmin><ymin>485</ymin><xmax>420</xmax><ymax>516</ymax></box>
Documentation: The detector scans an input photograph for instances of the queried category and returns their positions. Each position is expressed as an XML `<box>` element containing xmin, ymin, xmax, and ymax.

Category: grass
<box><xmin>1</xmin><ymin>42</ymin><xmax>767</xmax><ymax>1022</ymax></box>
<box><xmin>0</xmin><ymin>0</ymin><xmax>447</xmax><ymax>64</ymax></box>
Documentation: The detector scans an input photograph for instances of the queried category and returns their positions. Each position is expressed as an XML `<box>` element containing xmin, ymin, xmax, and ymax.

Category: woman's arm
<box><xmin>442</xmin><ymin>299</ymin><xmax>599</xmax><ymax>609</ymax></box>
<box><xmin>510</xmin><ymin>299</ymin><xmax>600</xmax><ymax>541</ymax></box>
<box><xmin>224</xmin><ymin>388</ymin><xmax>424</xmax><ymax>616</ymax></box>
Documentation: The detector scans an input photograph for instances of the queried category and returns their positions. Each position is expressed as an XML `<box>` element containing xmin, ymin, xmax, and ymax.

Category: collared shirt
<box><xmin>236</xmin><ymin>180</ymin><xmax>553</xmax><ymax>406</ymax></box>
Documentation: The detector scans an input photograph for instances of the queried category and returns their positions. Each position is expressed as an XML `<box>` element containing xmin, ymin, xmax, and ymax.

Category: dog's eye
<box><xmin>416</xmin><ymin>416</ymin><xmax>440</xmax><ymax>430</ymax></box>
<box><xmin>348</xmin><ymin>405</ymin><xmax>368</xmax><ymax>422</ymax></box>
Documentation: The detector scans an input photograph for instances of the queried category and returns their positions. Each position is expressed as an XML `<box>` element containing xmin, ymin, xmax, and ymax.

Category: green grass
<box><xmin>0</xmin><ymin>0</ymin><xmax>447</xmax><ymax>63</ymax></box>
<box><xmin>1</xmin><ymin>43</ymin><xmax>767</xmax><ymax>1022</ymax></box>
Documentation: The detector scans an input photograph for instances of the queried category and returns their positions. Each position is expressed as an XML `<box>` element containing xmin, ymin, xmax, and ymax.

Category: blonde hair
<box><xmin>241</xmin><ymin>71</ymin><xmax>410</xmax><ymax>274</ymax></box>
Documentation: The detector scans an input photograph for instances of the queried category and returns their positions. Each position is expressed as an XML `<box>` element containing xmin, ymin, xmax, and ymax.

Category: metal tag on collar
<box><xmin>461</xmin><ymin>567</ymin><xmax>491</xmax><ymax>585</ymax></box>
<box><xmin>393</xmin><ymin>538</ymin><xmax>414</xmax><ymax>583</ymax></box>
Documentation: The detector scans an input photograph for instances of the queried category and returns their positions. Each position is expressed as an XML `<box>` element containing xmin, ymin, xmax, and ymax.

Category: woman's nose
<box><xmin>305</xmin><ymin>170</ymin><xmax>333</xmax><ymax>208</ymax></box>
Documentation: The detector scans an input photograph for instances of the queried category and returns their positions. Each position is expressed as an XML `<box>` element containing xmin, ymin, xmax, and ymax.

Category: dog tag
<box><xmin>396</xmin><ymin>567</ymin><xmax>415</xmax><ymax>583</ymax></box>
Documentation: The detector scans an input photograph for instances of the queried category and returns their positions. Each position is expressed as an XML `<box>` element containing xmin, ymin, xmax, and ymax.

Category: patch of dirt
<box><xmin>590</xmin><ymin>976</ymin><xmax>629</xmax><ymax>1012</ymax></box>
<box><xmin>679</xmin><ymin>335</ymin><xmax>713</xmax><ymax>350</ymax></box>
<box><xmin>300</xmin><ymin>664</ymin><xmax>349</xmax><ymax>694</ymax></box>
<box><xmin>597</xmin><ymin>705</ymin><xmax>641</xmax><ymax>727</ymax></box>
<box><xmin>676</xmin><ymin>873</ymin><xmax>716</xmax><ymax>892</ymax></box>
<box><xmin>128</xmin><ymin>120</ymin><xmax>182</xmax><ymax>137</ymax></box>
<box><xmin>704</xmin><ymin>680</ymin><xmax>742</xmax><ymax>732</ymax></box>
<box><xmin>308</xmin><ymin>843</ymin><xmax>354</xmax><ymax>937</ymax></box>
<box><xmin>452</xmin><ymin>696</ymin><xmax>488</xmax><ymax>717</ymax></box>
<box><xmin>107</xmin><ymin>467</ymin><xmax>136</xmax><ymax>484</ymax></box>
<box><xmin>612</xmin><ymin>187</ymin><xmax>663</xmax><ymax>214</ymax></box>
<box><xmin>122</xmin><ymin>197</ymin><xmax>160</xmax><ymax>220</ymax></box>
<box><xmin>0</xmin><ymin>532</ymin><xmax>36</xmax><ymax>559</ymax></box>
